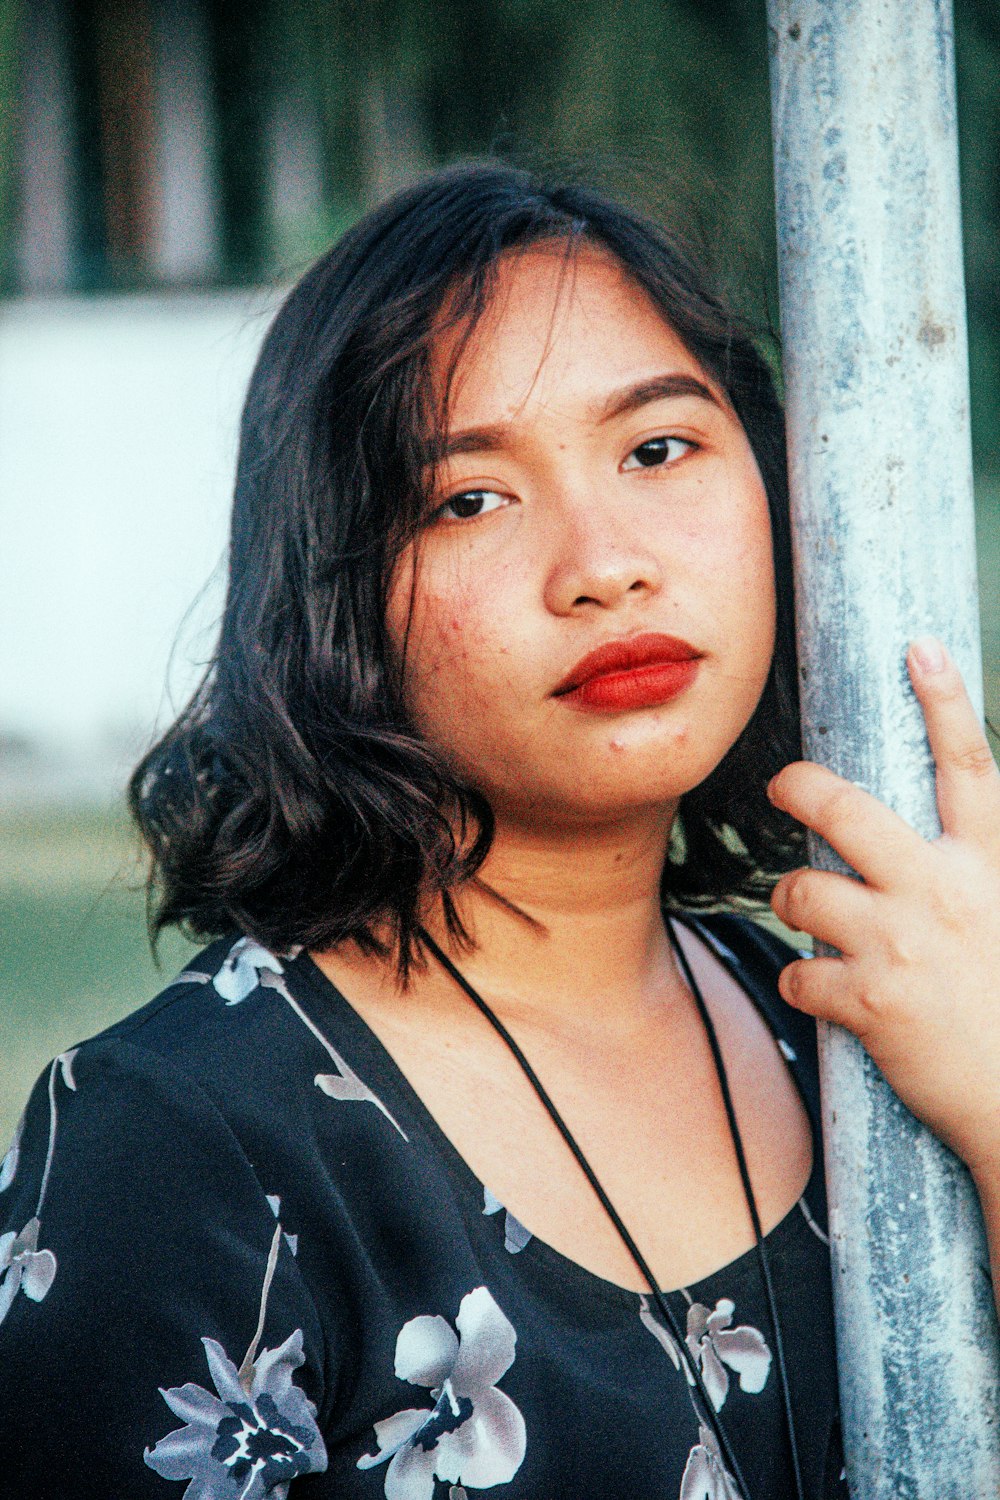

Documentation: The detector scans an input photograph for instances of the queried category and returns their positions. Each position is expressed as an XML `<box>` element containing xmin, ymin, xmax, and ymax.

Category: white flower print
<box><xmin>797</xmin><ymin>1195</ymin><xmax>830</xmax><ymax>1247</ymax></box>
<box><xmin>0</xmin><ymin>1049</ymin><xmax>77</xmax><ymax>1325</ymax></box>
<box><xmin>312</xmin><ymin>1049</ymin><xmax>405</xmax><ymax>1128</ymax></box>
<box><xmin>57</xmin><ymin>1049</ymin><xmax>78</xmax><ymax>1089</ymax></box>
<box><xmin>146</xmin><ymin>1209</ymin><xmax>326</xmax><ymax>1497</ymax></box>
<box><xmin>144</xmin><ymin>1330</ymin><xmax>327</xmax><ymax>1499</ymax></box>
<box><xmin>265</xmin><ymin>1195</ymin><xmax>298</xmax><ymax>1257</ymax></box>
<box><xmin>358</xmin><ymin>1285</ymin><xmax>527</xmax><ymax>1500</ymax></box>
<box><xmin>680</xmin><ymin>1424</ymin><xmax>742</xmax><ymax>1500</ymax></box>
<box><xmin>482</xmin><ymin>1187</ymin><xmax>532</xmax><ymax>1254</ymax></box>
<box><xmin>638</xmin><ymin>1294</ymin><xmax>684</xmax><ymax>1374</ymax></box>
<box><xmin>685</xmin><ymin>1299</ymin><xmax>771</xmax><ymax>1412</ymax></box>
<box><xmin>259</xmin><ymin>972</ymin><xmax>409</xmax><ymax>1141</ymax></box>
<box><xmin>0</xmin><ymin>1111</ymin><xmax>25</xmax><ymax>1193</ymax></box>
<box><xmin>214</xmin><ymin>938</ymin><xmax>288</xmax><ymax>1005</ymax></box>
<box><xmin>0</xmin><ymin>1217</ymin><xmax>57</xmax><ymax>1326</ymax></box>
<box><xmin>214</xmin><ymin>937</ymin><xmax>409</xmax><ymax>1139</ymax></box>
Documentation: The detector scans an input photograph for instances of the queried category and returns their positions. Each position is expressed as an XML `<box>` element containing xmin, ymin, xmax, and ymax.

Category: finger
<box><xmin>768</xmin><ymin>760</ymin><xmax>925</xmax><ymax>891</ymax></box>
<box><xmin>770</xmin><ymin>867</ymin><xmax>875</xmax><ymax>955</ymax></box>
<box><xmin>907</xmin><ymin>637</ymin><xmax>1000</xmax><ymax>842</ymax></box>
<box><xmin>777</xmin><ymin>955</ymin><xmax>864</xmax><ymax>1032</ymax></box>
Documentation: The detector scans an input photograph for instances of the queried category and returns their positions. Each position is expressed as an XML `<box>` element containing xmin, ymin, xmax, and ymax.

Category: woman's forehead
<box><xmin>428</xmin><ymin>243</ymin><xmax>722</xmax><ymax>437</ymax></box>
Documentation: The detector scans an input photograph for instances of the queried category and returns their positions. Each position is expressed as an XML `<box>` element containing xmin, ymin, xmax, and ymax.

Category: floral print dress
<box><xmin>0</xmin><ymin>912</ymin><xmax>847</xmax><ymax>1499</ymax></box>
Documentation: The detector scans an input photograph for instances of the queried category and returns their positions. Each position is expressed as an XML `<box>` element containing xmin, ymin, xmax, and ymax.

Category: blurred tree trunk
<box><xmin>0</xmin><ymin>0</ymin><xmax>22</xmax><ymax>290</ymax></box>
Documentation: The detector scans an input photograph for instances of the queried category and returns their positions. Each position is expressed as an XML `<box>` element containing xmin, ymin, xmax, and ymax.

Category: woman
<box><xmin>2</xmin><ymin>162</ymin><xmax>999</xmax><ymax>1500</ymax></box>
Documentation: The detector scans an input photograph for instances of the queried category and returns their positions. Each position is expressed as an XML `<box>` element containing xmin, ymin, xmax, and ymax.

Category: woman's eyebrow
<box><xmin>435</xmin><ymin>423</ymin><xmax>511</xmax><ymax>461</ymax></box>
<box><xmin>595</xmin><ymin>372</ymin><xmax>721</xmax><ymax>423</ymax></box>
<box><xmin>435</xmin><ymin>373</ymin><xmax>721</xmax><ymax>463</ymax></box>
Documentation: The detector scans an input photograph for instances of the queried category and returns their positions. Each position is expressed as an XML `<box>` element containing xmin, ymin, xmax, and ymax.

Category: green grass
<box><xmin>0</xmin><ymin>809</ymin><xmax>197</xmax><ymax>1141</ymax></box>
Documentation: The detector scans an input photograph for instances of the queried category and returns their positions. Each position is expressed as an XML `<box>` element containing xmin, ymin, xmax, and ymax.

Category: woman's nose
<box><xmin>541</xmin><ymin>498</ymin><xmax>664</xmax><ymax>616</ymax></box>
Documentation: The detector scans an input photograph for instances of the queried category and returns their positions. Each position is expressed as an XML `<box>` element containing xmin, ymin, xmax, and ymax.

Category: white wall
<box><xmin>0</xmin><ymin>289</ymin><xmax>280</xmax><ymax>802</ymax></box>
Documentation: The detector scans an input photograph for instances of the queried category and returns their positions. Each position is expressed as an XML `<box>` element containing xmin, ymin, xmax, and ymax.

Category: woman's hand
<box><xmin>767</xmin><ymin>637</ymin><xmax>1000</xmax><ymax>1185</ymax></box>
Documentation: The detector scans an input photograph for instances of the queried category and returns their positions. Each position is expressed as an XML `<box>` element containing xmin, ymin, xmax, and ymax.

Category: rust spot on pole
<box><xmin>918</xmin><ymin>320</ymin><xmax>950</xmax><ymax>349</ymax></box>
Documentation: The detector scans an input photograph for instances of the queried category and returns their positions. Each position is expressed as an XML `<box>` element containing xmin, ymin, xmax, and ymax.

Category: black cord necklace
<box><xmin>667</xmin><ymin>917</ymin><xmax>805</xmax><ymax>1500</ymax></box>
<box><xmin>417</xmin><ymin>916</ymin><xmax>806</xmax><ymax>1500</ymax></box>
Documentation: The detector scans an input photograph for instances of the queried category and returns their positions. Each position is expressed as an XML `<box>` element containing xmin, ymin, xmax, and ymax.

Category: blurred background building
<box><xmin>1</xmin><ymin>0</ymin><xmax>998</xmax><ymax>1132</ymax></box>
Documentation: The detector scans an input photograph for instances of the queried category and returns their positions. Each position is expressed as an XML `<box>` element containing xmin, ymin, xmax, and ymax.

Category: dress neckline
<box><xmin>290</xmin><ymin>910</ymin><xmax>824</xmax><ymax>1310</ymax></box>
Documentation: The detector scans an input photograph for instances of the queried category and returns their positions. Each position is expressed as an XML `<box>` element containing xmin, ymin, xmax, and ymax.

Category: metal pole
<box><xmin>766</xmin><ymin>2</ymin><xmax>1000</xmax><ymax>1494</ymax></box>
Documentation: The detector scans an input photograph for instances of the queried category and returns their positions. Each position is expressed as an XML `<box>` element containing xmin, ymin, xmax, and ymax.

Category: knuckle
<box><xmin>853</xmin><ymin>980</ymin><xmax>886</xmax><ymax>1024</ymax></box>
<box><xmin>855</xmin><ymin>950</ymin><xmax>912</xmax><ymax>1024</ymax></box>
<box><xmin>779</xmin><ymin>958</ymin><xmax>811</xmax><ymax>1007</ymax></box>
<box><xmin>927</xmin><ymin>852</ymin><xmax>986</xmax><ymax>932</ymax></box>
<box><xmin>818</xmin><ymin>782</ymin><xmax>857</xmax><ymax>826</ymax></box>
<box><xmin>780</xmin><ymin>868</ymin><xmax>813</xmax><ymax>916</ymax></box>
<box><xmin>881</xmin><ymin>928</ymin><xmax>918</xmax><ymax>970</ymax></box>
<box><xmin>778</xmin><ymin>959</ymin><xmax>799</xmax><ymax>996</ymax></box>
<box><xmin>770</xmin><ymin>764</ymin><xmax>803</xmax><ymax>804</ymax></box>
<box><xmin>927</xmin><ymin>883</ymin><xmax>966</xmax><ymax>934</ymax></box>
<box><xmin>947</xmin><ymin>742</ymin><xmax>998</xmax><ymax>779</ymax></box>
<box><xmin>933</xmin><ymin>673</ymin><xmax>966</xmax><ymax>704</ymax></box>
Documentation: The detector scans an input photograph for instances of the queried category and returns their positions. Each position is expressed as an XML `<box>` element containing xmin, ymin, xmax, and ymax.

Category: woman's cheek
<box><xmin>716</xmin><ymin>505</ymin><xmax>776</xmax><ymax>685</ymax></box>
<box><xmin>403</xmin><ymin>604</ymin><xmax>508</xmax><ymax>748</ymax></box>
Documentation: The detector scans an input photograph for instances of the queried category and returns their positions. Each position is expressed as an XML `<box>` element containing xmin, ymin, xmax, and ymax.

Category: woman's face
<box><xmin>387</xmin><ymin>244</ymin><xmax>776</xmax><ymax>831</ymax></box>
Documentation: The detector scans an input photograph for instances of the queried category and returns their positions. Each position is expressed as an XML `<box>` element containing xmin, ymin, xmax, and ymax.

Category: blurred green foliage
<box><xmin>277</xmin><ymin>0</ymin><xmax>1000</xmax><ymax>470</ymax></box>
<box><xmin>956</xmin><ymin>1</ymin><xmax>1000</xmax><ymax>473</ymax></box>
<box><xmin>2</xmin><ymin>1</ymin><xmax>996</xmax><ymax>462</ymax></box>
<box><xmin>0</xmin><ymin>809</ymin><xmax>197</xmax><ymax>1140</ymax></box>
<box><xmin>0</xmin><ymin>0</ymin><xmax>20</xmax><ymax>278</ymax></box>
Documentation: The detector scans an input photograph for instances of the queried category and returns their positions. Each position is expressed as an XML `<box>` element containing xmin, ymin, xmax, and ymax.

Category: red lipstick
<box><xmin>553</xmin><ymin>633</ymin><xmax>702</xmax><ymax>711</ymax></box>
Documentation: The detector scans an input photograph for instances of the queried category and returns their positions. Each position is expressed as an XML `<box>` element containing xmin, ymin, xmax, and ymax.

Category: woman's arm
<box><xmin>765</xmin><ymin>637</ymin><xmax>1000</xmax><ymax>1315</ymax></box>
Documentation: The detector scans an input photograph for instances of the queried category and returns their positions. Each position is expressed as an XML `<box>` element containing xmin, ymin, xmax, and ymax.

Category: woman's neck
<box><xmin>421</xmin><ymin>806</ymin><xmax>685</xmax><ymax>1029</ymax></box>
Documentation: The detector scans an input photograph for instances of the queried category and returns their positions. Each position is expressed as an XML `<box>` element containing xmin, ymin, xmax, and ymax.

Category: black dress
<box><xmin>0</xmin><ymin>910</ymin><xmax>846</xmax><ymax>1499</ymax></box>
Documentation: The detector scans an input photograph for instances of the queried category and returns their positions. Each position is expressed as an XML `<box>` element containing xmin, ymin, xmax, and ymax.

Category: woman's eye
<box><xmin>621</xmin><ymin>436</ymin><xmax>693</xmax><ymax>471</ymax></box>
<box><xmin>434</xmin><ymin>490</ymin><xmax>509</xmax><ymax>521</ymax></box>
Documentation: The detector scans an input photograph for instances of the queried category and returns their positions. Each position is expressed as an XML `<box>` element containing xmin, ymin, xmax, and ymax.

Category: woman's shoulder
<box><xmin>1</xmin><ymin>939</ymin><xmax>321</xmax><ymax>1223</ymax></box>
<box><xmin>0</xmin><ymin>933</ymin><xmax>386</xmax><ymax>1375</ymax></box>
<box><xmin>67</xmin><ymin>934</ymin><xmax>334</xmax><ymax>1116</ymax></box>
<box><xmin>0</xmin><ymin>937</ymin><xmax>336</xmax><ymax>1494</ymax></box>
<box><xmin>680</xmin><ymin>906</ymin><xmax>820</xmax><ymax>1086</ymax></box>
<box><xmin>2</xmin><ymin>933</ymin><xmax>401</xmax><ymax>1225</ymax></box>
<box><xmin>96</xmin><ymin>932</ymin><xmax>301</xmax><ymax>1047</ymax></box>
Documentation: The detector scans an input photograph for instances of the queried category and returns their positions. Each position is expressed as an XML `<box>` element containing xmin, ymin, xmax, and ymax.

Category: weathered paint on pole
<box><xmin>766</xmin><ymin>2</ymin><xmax>1000</xmax><ymax>1494</ymax></box>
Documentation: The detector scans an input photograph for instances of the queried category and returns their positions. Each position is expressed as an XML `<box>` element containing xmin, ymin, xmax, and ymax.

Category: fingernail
<box><xmin>911</xmin><ymin>636</ymin><xmax>947</xmax><ymax>674</ymax></box>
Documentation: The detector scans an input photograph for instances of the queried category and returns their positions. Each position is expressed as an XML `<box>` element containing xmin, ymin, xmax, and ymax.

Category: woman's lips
<box><xmin>552</xmin><ymin>633</ymin><xmax>702</xmax><ymax>712</ymax></box>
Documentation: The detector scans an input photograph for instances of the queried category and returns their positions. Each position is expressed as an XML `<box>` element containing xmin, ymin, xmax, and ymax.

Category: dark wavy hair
<box><xmin>129</xmin><ymin>159</ymin><xmax>804</xmax><ymax>968</ymax></box>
